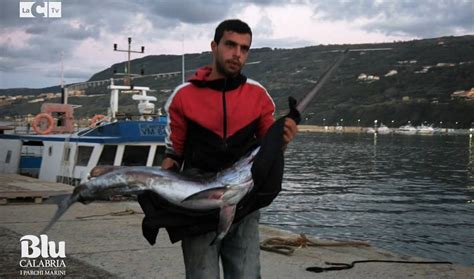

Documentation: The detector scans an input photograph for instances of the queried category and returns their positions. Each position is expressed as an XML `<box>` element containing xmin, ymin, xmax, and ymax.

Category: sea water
<box><xmin>262</xmin><ymin>132</ymin><xmax>474</xmax><ymax>266</ymax></box>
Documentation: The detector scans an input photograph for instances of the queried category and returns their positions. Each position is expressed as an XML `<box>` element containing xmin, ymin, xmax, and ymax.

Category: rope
<box><xmin>260</xmin><ymin>234</ymin><xmax>370</xmax><ymax>256</ymax></box>
<box><xmin>306</xmin><ymin>260</ymin><xmax>453</xmax><ymax>273</ymax></box>
<box><xmin>75</xmin><ymin>209</ymin><xmax>143</xmax><ymax>219</ymax></box>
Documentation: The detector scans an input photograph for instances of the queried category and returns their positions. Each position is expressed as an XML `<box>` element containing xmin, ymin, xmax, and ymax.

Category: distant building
<box><xmin>357</xmin><ymin>73</ymin><xmax>379</xmax><ymax>82</ymax></box>
<box><xmin>28</xmin><ymin>98</ymin><xmax>45</xmax><ymax>103</ymax></box>
<box><xmin>385</xmin><ymin>70</ymin><xmax>398</xmax><ymax>77</ymax></box>
<box><xmin>451</xmin><ymin>88</ymin><xmax>474</xmax><ymax>99</ymax></box>
<box><xmin>436</xmin><ymin>63</ymin><xmax>456</xmax><ymax>67</ymax></box>
<box><xmin>415</xmin><ymin>66</ymin><xmax>430</xmax><ymax>74</ymax></box>
<box><xmin>68</xmin><ymin>89</ymin><xmax>85</xmax><ymax>97</ymax></box>
<box><xmin>38</xmin><ymin>92</ymin><xmax>59</xmax><ymax>99</ymax></box>
<box><xmin>397</xmin><ymin>60</ymin><xmax>417</xmax><ymax>64</ymax></box>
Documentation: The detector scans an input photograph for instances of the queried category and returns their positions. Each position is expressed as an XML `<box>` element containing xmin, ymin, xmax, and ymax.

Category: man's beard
<box><xmin>215</xmin><ymin>57</ymin><xmax>241</xmax><ymax>78</ymax></box>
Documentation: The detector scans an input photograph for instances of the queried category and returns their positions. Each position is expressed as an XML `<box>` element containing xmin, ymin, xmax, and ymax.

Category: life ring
<box><xmin>90</xmin><ymin>114</ymin><xmax>106</xmax><ymax>127</ymax></box>
<box><xmin>32</xmin><ymin>113</ymin><xmax>54</xmax><ymax>135</ymax></box>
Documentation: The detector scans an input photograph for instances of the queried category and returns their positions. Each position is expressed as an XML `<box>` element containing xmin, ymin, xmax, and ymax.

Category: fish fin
<box><xmin>181</xmin><ymin>186</ymin><xmax>228</xmax><ymax>202</ymax></box>
<box><xmin>210</xmin><ymin>204</ymin><xmax>236</xmax><ymax>245</ymax></box>
<box><xmin>40</xmin><ymin>193</ymin><xmax>78</xmax><ymax>234</ymax></box>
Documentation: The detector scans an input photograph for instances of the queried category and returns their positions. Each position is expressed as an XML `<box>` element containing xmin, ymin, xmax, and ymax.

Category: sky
<box><xmin>0</xmin><ymin>0</ymin><xmax>473</xmax><ymax>89</ymax></box>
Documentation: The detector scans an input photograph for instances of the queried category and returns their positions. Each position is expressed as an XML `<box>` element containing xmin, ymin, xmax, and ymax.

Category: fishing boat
<box><xmin>416</xmin><ymin>124</ymin><xmax>435</xmax><ymax>135</ymax></box>
<box><xmin>0</xmin><ymin>80</ymin><xmax>167</xmax><ymax>185</ymax></box>
<box><xmin>366</xmin><ymin>127</ymin><xmax>376</xmax><ymax>134</ymax></box>
<box><xmin>377</xmin><ymin>124</ymin><xmax>391</xmax><ymax>134</ymax></box>
<box><xmin>395</xmin><ymin>124</ymin><xmax>417</xmax><ymax>135</ymax></box>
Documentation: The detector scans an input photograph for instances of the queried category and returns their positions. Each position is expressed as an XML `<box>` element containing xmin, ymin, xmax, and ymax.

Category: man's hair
<box><xmin>214</xmin><ymin>19</ymin><xmax>252</xmax><ymax>45</ymax></box>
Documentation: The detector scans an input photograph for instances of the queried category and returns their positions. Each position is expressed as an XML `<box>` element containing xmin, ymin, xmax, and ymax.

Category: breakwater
<box><xmin>298</xmin><ymin>125</ymin><xmax>472</xmax><ymax>135</ymax></box>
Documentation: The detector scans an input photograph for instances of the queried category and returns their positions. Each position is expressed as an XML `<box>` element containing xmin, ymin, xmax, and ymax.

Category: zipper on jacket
<box><xmin>222</xmin><ymin>79</ymin><xmax>228</xmax><ymax>142</ymax></box>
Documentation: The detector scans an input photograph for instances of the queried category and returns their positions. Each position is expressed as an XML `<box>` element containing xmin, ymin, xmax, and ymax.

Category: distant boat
<box><xmin>417</xmin><ymin>124</ymin><xmax>435</xmax><ymax>135</ymax></box>
<box><xmin>377</xmin><ymin>124</ymin><xmax>391</xmax><ymax>134</ymax></box>
<box><xmin>366</xmin><ymin>127</ymin><xmax>376</xmax><ymax>134</ymax></box>
<box><xmin>446</xmin><ymin>128</ymin><xmax>469</xmax><ymax>135</ymax></box>
<box><xmin>433</xmin><ymin>127</ymin><xmax>446</xmax><ymax>134</ymax></box>
<box><xmin>396</xmin><ymin>124</ymin><xmax>417</xmax><ymax>135</ymax></box>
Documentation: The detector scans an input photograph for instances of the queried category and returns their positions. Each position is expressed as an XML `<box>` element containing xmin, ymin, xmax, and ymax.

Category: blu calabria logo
<box><xmin>19</xmin><ymin>1</ymin><xmax>62</xmax><ymax>18</ymax></box>
<box><xmin>19</xmin><ymin>235</ymin><xmax>67</xmax><ymax>276</ymax></box>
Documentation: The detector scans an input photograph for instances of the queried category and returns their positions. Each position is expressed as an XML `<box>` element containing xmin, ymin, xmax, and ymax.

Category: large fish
<box><xmin>41</xmin><ymin>147</ymin><xmax>260</xmax><ymax>243</ymax></box>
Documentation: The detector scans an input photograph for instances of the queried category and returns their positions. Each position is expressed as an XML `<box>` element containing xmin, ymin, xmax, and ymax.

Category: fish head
<box><xmin>77</xmin><ymin>170</ymin><xmax>130</xmax><ymax>201</ymax></box>
<box><xmin>79</xmin><ymin>167</ymin><xmax>167</xmax><ymax>202</ymax></box>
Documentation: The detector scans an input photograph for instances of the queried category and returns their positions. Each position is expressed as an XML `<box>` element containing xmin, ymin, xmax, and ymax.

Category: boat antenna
<box><xmin>182</xmin><ymin>39</ymin><xmax>185</xmax><ymax>84</ymax></box>
<box><xmin>60</xmin><ymin>51</ymin><xmax>67</xmax><ymax>104</ymax></box>
<box><xmin>113</xmin><ymin>37</ymin><xmax>145</xmax><ymax>87</ymax></box>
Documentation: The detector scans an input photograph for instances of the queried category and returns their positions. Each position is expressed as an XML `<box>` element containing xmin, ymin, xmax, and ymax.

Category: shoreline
<box><xmin>298</xmin><ymin>125</ymin><xmax>472</xmax><ymax>135</ymax></box>
<box><xmin>2</xmin><ymin>122</ymin><xmax>472</xmax><ymax>136</ymax></box>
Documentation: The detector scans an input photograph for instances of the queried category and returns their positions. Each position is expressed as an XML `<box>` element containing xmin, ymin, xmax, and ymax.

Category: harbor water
<box><xmin>262</xmin><ymin>132</ymin><xmax>474</xmax><ymax>266</ymax></box>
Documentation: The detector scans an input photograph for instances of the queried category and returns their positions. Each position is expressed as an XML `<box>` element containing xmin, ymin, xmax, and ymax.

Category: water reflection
<box><xmin>262</xmin><ymin>133</ymin><xmax>474</xmax><ymax>266</ymax></box>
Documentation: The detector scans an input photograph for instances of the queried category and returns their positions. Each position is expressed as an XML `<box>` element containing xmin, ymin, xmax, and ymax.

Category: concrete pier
<box><xmin>1</xmin><ymin>174</ymin><xmax>472</xmax><ymax>278</ymax></box>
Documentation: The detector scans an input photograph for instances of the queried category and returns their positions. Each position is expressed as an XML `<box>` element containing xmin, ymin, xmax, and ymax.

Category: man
<box><xmin>162</xmin><ymin>19</ymin><xmax>297</xmax><ymax>278</ymax></box>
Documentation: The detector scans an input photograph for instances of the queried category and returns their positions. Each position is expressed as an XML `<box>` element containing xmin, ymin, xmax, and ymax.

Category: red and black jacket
<box><xmin>164</xmin><ymin>66</ymin><xmax>275</xmax><ymax>172</ymax></box>
<box><xmin>137</xmin><ymin>67</ymin><xmax>277</xmax><ymax>244</ymax></box>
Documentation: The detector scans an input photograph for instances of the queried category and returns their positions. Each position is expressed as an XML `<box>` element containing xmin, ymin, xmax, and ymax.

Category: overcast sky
<box><xmin>0</xmin><ymin>0</ymin><xmax>472</xmax><ymax>89</ymax></box>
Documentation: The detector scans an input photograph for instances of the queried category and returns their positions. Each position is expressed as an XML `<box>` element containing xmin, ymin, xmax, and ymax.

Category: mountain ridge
<box><xmin>1</xmin><ymin>35</ymin><xmax>473</xmax><ymax>128</ymax></box>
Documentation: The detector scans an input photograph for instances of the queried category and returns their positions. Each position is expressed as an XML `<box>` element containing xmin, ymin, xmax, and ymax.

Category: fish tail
<box><xmin>40</xmin><ymin>193</ymin><xmax>79</xmax><ymax>234</ymax></box>
<box><xmin>210</xmin><ymin>204</ymin><xmax>236</xmax><ymax>245</ymax></box>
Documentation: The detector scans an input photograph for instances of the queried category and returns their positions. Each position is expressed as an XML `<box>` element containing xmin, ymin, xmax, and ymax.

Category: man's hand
<box><xmin>161</xmin><ymin>157</ymin><xmax>180</xmax><ymax>170</ymax></box>
<box><xmin>90</xmin><ymin>166</ymin><xmax>121</xmax><ymax>177</ymax></box>
<box><xmin>283</xmin><ymin>118</ymin><xmax>298</xmax><ymax>145</ymax></box>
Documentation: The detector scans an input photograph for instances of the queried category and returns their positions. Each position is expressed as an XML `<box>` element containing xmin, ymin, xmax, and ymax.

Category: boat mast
<box><xmin>61</xmin><ymin>51</ymin><xmax>68</xmax><ymax>104</ymax></box>
<box><xmin>182</xmin><ymin>39</ymin><xmax>185</xmax><ymax>84</ymax></box>
<box><xmin>113</xmin><ymin>37</ymin><xmax>145</xmax><ymax>87</ymax></box>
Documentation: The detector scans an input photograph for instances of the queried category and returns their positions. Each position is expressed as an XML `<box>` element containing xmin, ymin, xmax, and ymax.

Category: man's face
<box><xmin>212</xmin><ymin>31</ymin><xmax>251</xmax><ymax>78</ymax></box>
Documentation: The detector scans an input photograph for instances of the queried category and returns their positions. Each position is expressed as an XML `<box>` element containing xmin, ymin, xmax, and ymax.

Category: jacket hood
<box><xmin>189</xmin><ymin>66</ymin><xmax>247</xmax><ymax>92</ymax></box>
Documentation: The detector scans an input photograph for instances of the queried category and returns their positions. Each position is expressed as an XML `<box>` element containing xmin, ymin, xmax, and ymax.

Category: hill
<box><xmin>1</xmin><ymin>35</ymin><xmax>473</xmax><ymax>128</ymax></box>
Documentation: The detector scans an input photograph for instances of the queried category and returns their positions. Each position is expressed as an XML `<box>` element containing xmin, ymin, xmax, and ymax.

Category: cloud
<box><xmin>0</xmin><ymin>0</ymin><xmax>472</xmax><ymax>88</ymax></box>
<box><xmin>145</xmin><ymin>0</ymin><xmax>232</xmax><ymax>24</ymax></box>
<box><xmin>253</xmin><ymin>13</ymin><xmax>274</xmax><ymax>37</ymax></box>
<box><xmin>313</xmin><ymin>0</ymin><xmax>474</xmax><ymax>37</ymax></box>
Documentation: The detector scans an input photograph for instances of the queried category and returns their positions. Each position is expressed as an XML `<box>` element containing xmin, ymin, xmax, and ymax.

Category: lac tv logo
<box><xmin>19</xmin><ymin>1</ymin><xmax>62</xmax><ymax>18</ymax></box>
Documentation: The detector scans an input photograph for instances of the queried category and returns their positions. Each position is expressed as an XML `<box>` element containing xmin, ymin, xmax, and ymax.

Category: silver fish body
<box><xmin>42</xmin><ymin>147</ymin><xmax>260</xmax><ymax>243</ymax></box>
